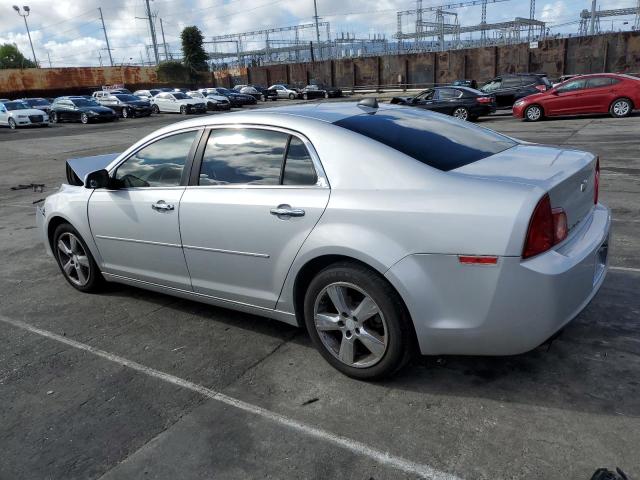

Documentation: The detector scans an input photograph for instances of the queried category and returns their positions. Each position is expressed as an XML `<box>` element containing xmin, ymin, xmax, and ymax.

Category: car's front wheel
<box><xmin>452</xmin><ymin>106</ymin><xmax>469</xmax><ymax>121</ymax></box>
<box><xmin>180</xmin><ymin>105</ymin><xmax>188</xmax><ymax>115</ymax></box>
<box><xmin>302</xmin><ymin>93</ymin><xmax>308</xmax><ymax>100</ymax></box>
<box><xmin>121</xmin><ymin>107</ymin><xmax>129</xmax><ymax>118</ymax></box>
<box><xmin>289</xmin><ymin>93</ymin><xmax>295</xmax><ymax>99</ymax></box>
<box><xmin>53</xmin><ymin>223</ymin><xmax>104</xmax><ymax>293</ymax></box>
<box><xmin>51</xmin><ymin>112</ymin><xmax>58</xmax><ymax>123</ymax></box>
<box><xmin>304</xmin><ymin>262</ymin><xmax>414</xmax><ymax>380</ymax></box>
<box><xmin>80</xmin><ymin>113</ymin><xmax>89</xmax><ymax>124</ymax></box>
<box><xmin>8</xmin><ymin>118</ymin><xmax>17</xmax><ymax>129</ymax></box>
<box><xmin>524</xmin><ymin>104</ymin><xmax>543</xmax><ymax>122</ymax></box>
<box><xmin>610</xmin><ymin>98</ymin><xmax>632</xmax><ymax>118</ymax></box>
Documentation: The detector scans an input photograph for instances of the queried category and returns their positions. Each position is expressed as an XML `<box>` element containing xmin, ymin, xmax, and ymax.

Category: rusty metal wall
<box><xmin>2</xmin><ymin>32</ymin><xmax>638</xmax><ymax>98</ymax></box>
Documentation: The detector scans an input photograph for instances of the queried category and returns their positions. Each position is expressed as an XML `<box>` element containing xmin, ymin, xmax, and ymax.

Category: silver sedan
<box><xmin>36</xmin><ymin>101</ymin><xmax>611</xmax><ymax>379</ymax></box>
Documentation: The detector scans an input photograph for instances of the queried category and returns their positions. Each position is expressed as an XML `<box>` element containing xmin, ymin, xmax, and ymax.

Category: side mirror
<box><xmin>84</xmin><ymin>169</ymin><xmax>111</xmax><ymax>189</ymax></box>
<box><xmin>550</xmin><ymin>89</ymin><xmax>559</xmax><ymax>95</ymax></box>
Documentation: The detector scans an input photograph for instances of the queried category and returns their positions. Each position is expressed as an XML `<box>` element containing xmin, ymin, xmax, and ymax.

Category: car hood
<box><xmin>177</xmin><ymin>98</ymin><xmax>205</xmax><ymax>105</ymax></box>
<box><xmin>9</xmin><ymin>108</ymin><xmax>48</xmax><ymax>116</ymax></box>
<box><xmin>205</xmin><ymin>95</ymin><xmax>228</xmax><ymax>101</ymax></box>
<box><xmin>66</xmin><ymin>153</ymin><xmax>121</xmax><ymax>185</ymax></box>
<box><xmin>518</xmin><ymin>92</ymin><xmax>546</xmax><ymax>102</ymax></box>
<box><xmin>125</xmin><ymin>100</ymin><xmax>151</xmax><ymax>107</ymax></box>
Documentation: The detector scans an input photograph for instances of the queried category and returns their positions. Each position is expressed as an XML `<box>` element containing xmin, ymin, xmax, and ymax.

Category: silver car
<box><xmin>36</xmin><ymin>102</ymin><xmax>610</xmax><ymax>379</ymax></box>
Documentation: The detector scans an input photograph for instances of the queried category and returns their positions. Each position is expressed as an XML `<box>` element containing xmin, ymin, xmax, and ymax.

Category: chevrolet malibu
<box><xmin>36</xmin><ymin>102</ymin><xmax>610</xmax><ymax>379</ymax></box>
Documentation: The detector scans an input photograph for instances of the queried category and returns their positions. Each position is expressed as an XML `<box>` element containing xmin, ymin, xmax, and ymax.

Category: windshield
<box><xmin>71</xmin><ymin>98</ymin><xmax>100</xmax><ymax>107</ymax></box>
<box><xmin>4</xmin><ymin>101</ymin><xmax>29</xmax><ymax>111</ymax></box>
<box><xmin>216</xmin><ymin>88</ymin><xmax>231</xmax><ymax>94</ymax></box>
<box><xmin>173</xmin><ymin>92</ymin><xmax>189</xmax><ymax>99</ymax></box>
<box><xmin>114</xmin><ymin>94</ymin><xmax>141</xmax><ymax>102</ymax></box>
<box><xmin>25</xmin><ymin>98</ymin><xmax>49</xmax><ymax>106</ymax></box>
<box><xmin>334</xmin><ymin>108</ymin><xmax>516</xmax><ymax>171</ymax></box>
<box><xmin>188</xmin><ymin>92</ymin><xmax>204</xmax><ymax>98</ymax></box>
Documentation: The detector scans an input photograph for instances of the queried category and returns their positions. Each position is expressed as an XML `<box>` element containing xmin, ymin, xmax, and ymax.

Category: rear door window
<box><xmin>501</xmin><ymin>77</ymin><xmax>522</xmax><ymax>88</ymax></box>
<box><xmin>437</xmin><ymin>88</ymin><xmax>463</xmax><ymax>99</ymax></box>
<box><xmin>334</xmin><ymin>109</ymin><xmax>516</xmax><ymax>171</ymax></box>
<box><xmin>586</xmin><ymin>77</ymin><xmax>616</xmax><ymax>89</ymax></box>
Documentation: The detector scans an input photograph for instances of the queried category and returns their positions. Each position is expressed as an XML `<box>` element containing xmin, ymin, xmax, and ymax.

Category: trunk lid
<box><xmin>454</xmin><ymin>144</ymin><xmax>597</xmax><ymax>232</ymax></box>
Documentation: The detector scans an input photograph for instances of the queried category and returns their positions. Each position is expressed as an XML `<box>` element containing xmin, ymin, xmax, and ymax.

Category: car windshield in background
<box><xmin>114</xmin><ymin>94</ymin><xmax>141</xmax><ymax>102</ymax></box>
<box><xmin>71</xmin><ymin>98</ymin><xmax>100</xmax><ymax>107</ymax></box>
<box><xmin>334</xmin><ymin>109</ymin><xmax>516</xmax><ymax>171</ymax></box>
<box><xmin>216</xmin><ymin>88</ymin><xmax>231</xmax><ymax>94</ymax></box>
<box><xmin>4</xmin><ymin>102</ymin><xmax>29</xmax><ymax>111</ymax></box>
<box><xmin>25</xmin><ymin>99</ymin><xmax>49</xmax><ymax>106</ymax></box>
<box><xmin>173</xmin><ymin>93</ymin><xmax>189</xmax><ymax>99</ymax></box>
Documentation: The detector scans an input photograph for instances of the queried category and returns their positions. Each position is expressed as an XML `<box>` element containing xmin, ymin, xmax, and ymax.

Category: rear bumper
<box><xmin>386</xmin><ymin>204</ymin><xmax>611</xmax><ymax>356</ymax></box>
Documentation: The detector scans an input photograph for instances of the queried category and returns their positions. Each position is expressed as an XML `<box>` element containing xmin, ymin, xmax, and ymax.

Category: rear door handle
<box><xmin>270</xmin><ymin>205</ymin><xmax>305</xmax><ymax>217</ymax></box>
<box><xmin>152</xmin><ymin>201</ymin><xmax>174</xmax><ymax>212</ymax></box>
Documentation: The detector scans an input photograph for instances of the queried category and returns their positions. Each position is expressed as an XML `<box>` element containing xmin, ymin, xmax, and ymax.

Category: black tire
<box><xmin>8</xmin><ymin>118</ymin><xmax>16</xmax><ymax>129</ymax></box>
<box><xmin>324</xmin><ymin>91</ymin><xmax>329</xmax><ymax>99</ymax></box>
<box><xmin>52</xmin><ymin>223</ymin><xmax>104</xmax><ymax>293</ymax></box>
<box><xmin>524</xmin><ymin>104</ymin><xmax>543</xmax><ymax>122</ymax></box>
<box><xmin>289</xmin><ymin>93</ymin><xmax>295</xmax><ymax>100</ymax></box>
<box><xmin>609</xmin><ymin>98</ymin><xmax>632</xmax><ymax>118</ymax></box>
<box><xmin>303</xmin><ymin>262</ymin><xmax>414</xmax><ymax>380</ymax></box>
<box><xmin>303</xmin><ymin>93</ymin><xmax>308</xmax><ymax>100</ymax></box>
<box><xmin>121</xmin><ymin>107</ymin><xmax>129</xmax><ymax>118</ymax></box>
<box><xmin>51</xmin><ymin>112</ymin><xmax>58</xmax><ymax>123</ymax></box>
<box><xmin>180</xmin><ymin>105</ymin><xmax>188</xmax><ymax>115</ymax></box>
<box><xmin>80</xmin><ymin>113</ymin><xmax>89</xmax><ymax>124</ymax></box>
<box><xmin>452</xmin><ymin>106</ymin><xmax>470</xmax><ymax>121</ymax></box>
<box><xmin>152</xmin><ymin>104</ymin><xmax>160</xmax><ymax>114</ymax></box>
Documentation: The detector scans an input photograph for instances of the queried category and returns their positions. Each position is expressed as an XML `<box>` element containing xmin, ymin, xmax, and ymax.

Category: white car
<box><xmin>186</xmin><ymin>91</ymin><xmax>230</xmax><ymax>111</ymax></box>
<box><xmin>0</xmin><ymin>100</ymin><xmax>49</xmax><ymax>129</ymax></box>
<box><xmin>150</xmin><ymin>92</ymin><xmax>207</xmax><ymax>115</ymax></box>
<box><xmin>268</xmin><ymin>84</ymin><xmax>301</xmax><ymax>99</ymax></box>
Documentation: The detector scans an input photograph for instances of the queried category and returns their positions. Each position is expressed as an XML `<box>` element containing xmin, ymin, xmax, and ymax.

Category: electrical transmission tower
<box><xmin>528</xmin><ymin>0</ymin><xmax>535</xmax><ymax>40</ymax></box>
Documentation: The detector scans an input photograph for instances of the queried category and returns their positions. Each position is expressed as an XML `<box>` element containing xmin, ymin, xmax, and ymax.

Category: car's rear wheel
<box><xmin>610</xmin><ymin>98</ymin><xmax>632</xmax><ymax>118</ymax></box>
<box><xmin>80</xmin><ymin>113</ymin><xmax>89</xmax><ymax>124</ymax></box>
<box><xmin>121</xmin><ymin>107</ymin><xmax>129</xmax><ymax>118</ymax></box>
<box><xmin>452</xmin><ymin>107</ymin><xmax>469</xmax><ymax>121</ymax></box>
<box><xmin>303</xmin><ymin>93</ymin><xmax>308</xmax><ymax>100</ymax></box>
<box><xmin>324</xmin><ymin>91</ymin><xmax>329</xmax><ymax>99</ymax></box>
<box><xmin>53</xmin><ymin>223</ymin><xmax>104</xmax><ymax>293</ymax></box>
<box><xmin>524</xmin><ymin>104</ymin><xmax>543</xmax><ymax>122</ymax></box>
<box><xmin>304</xmin><ymin>262</ymin><xmax>414</xmax><ymax>380</ymax></box>
<box><xmin>152</xmin><ymin>104</ymin><xmax>160</xmax><ymax>114</ymax></box>
<box><xmin>8</xmin><ymin>118</ymin><xmax>17</xmax><ymax>129</ymax></box>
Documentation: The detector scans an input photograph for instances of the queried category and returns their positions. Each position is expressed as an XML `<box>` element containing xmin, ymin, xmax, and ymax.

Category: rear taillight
<box><xmin>522</xmin><ymin>194</ymin><xmax>568</xmax><ymax>259</ymax></box>
<box><xmin>594</xmin><ymin>157</ymin><xmax>600</xmax><ymax>204</ymax></box>
<box><xmin>535</xmin><ymin>85</ymin><xmax>546</xmax><ymax>92</ymax></box>
<box><xmin>477</xmin><ymin>96</ymin><xmax>493</xmax><ymax>104</ymax></box>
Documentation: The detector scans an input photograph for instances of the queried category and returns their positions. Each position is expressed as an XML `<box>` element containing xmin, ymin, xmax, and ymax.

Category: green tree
<box><xmin>0</xmin><ymin>43</ymin><xmax>37</xmax><ymax>69</ymax></box>
<box><xmin>180</xmin><ymin>26</ymin><xmax>208</xmax><ymax>75</ymax></box>
<box><xmin>156</xmin><ymin>60</ymin><xmax>189</xmax><ymax>83</ymax></box>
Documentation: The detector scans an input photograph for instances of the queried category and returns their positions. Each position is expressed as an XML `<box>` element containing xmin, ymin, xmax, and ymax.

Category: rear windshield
<box><xmin>333</xmin><ymin>108</ymin><xmax>516</xmax><ymax>171</ymax></box>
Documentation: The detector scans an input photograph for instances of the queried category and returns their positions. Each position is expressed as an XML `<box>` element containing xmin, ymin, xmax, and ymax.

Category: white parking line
<box><xmin>610</xmin><ymin>266</ymin><xmax>640</xmax><ymax>274</ymax></box>
<box><xmin>0</xmin><ymin>314</ymin><xmax>461</xmax><ymax>480</ymax></box>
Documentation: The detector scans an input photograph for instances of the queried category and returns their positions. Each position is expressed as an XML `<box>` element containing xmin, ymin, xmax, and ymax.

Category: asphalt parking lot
<box><xmin>1</xmin><ymin>103</ymin><xmax>639</xmax><ymax>480</ymax></box>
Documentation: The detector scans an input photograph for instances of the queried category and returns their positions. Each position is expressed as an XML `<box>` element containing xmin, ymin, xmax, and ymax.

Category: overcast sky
<box><xmin>0</xmin><ymin>0</ymin><xmax>637</xmax><ymax>67</ymax></box>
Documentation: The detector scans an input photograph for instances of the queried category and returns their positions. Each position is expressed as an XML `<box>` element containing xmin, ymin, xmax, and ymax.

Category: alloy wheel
<box><xmin>51</xmin><ymin>112</ymin><xmax>58</xmax><ymax>123</ymax></box>
<box><xmin>313</xmin><ymin>282</ymin><xmax>388</xmax><ymax>368</ymax></box>
<box><xmin>57</xmin><ymin>232</ymin><xmax>91</xmax><ymax>287</ymax></box>
<box><xmin>453</xmin><ymin>107</ymin><xmax>469</xmax><ymax>120</ymax></box>
<box><xmin>8</xmin><ymin>118</ymin><xmax>16</xmax><ymax>129</ymax></box>
<box><xmin>122</xmin><ymin>107</ymin><xmax>129</xmax><ymax>118</ymax></box>
<box><xmin>80</xmin><ymin>113</ymin><xmax>88</xmax><ymax>124</ymax></box>
<box><xmin>613</xmin><ymin>100</ymin><xmax>630</xmax><ymax>117</ymax></box>
<box><xmin>526</xmin><ymin>105</ymin><xmax>542</xmax><ymax>121</ymax></box>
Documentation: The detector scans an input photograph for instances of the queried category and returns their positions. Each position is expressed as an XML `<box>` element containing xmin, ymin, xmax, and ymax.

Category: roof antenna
<box><xmin>357</xmin><ymin>97</ymin><xmax>379</xmax><ymax>113</ymax></box>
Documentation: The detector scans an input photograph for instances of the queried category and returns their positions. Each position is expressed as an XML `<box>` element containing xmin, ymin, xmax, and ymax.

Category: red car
<box><xmin>513</xmin><ymin>73</ymin><xmax>640</xmax><ymax>121</ymax></box>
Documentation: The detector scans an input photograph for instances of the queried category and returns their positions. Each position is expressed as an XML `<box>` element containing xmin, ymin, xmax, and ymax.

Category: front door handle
<box><xmin>152</xmin><ymin>201</ymin><xmax>174</xmax><ymax>212</ymax></box>
<box><xmin>270</xmin><ymin>204</ymin><xmax>305</xmax><ymax>218</ymax></box>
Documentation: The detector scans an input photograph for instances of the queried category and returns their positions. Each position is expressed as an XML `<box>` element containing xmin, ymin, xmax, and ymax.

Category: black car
<box><xmin>50</xmin><ymin>96</ymin><xmax>118</xmax><ymax>124</ymax></box>
<box><xmin>301</xmin><ymin>83</ymin><xmax>342</xmax><ymax>100</ymax></box>
<box><xmin>212</xmin><ymin>88</ymin><xmax>257</xmax><ymax>106</ymax></box>
<box><xmin>250</xmin><ymin>84</ymin><xmax>278</xmax><ymax>101</ymax></box>
<box><xmin>479</xmin><ymin>73</ymin><xmax>552</xmax><ymax>108</ymax></box>
<box><xmin>96</xmin><ymin>93</ymin><xmax>152</xmax><ymax>118</ymax></box>
<box><xmin>389</xmin><ymin>86</ymin><xmax>496</xmax><ymax>121</ymax></box>
<box><xmin>21</xmin><ymin>97</ymin><xmax>52</xmax><ymax>114</ymax></box>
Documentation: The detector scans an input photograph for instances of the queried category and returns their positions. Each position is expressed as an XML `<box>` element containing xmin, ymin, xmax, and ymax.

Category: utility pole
<box><xmin>160</xmin><ymin>18</ymin><xmax>169</xmax><ymax>61</ymax></box>
<box><xmin>98</xmin><ymin>7</ymin><xmax>114</xmax><ymax>66</ymax></box>
<box><xmin>480</xmin><ymin>0</ymin><xmax>487</xmax><ymax>45</ymax></box>
<box><xmin>589</xmin><ymin>0</ymin><xmax>597</xmax><ymax>35</ymax></box>
<box><xmin>528</xmin><ymin>0</ymin><xmax>535</xmax><ymax>40</ymax></box>
<box><xmin>98</xmin><ymin>50</ymin><xmax>103</xmax><ymax>66</ymax></box>
<box><xmin>313</xmin><ymin>0</ymin><xmax>321</xmax><ymax>60</ymax></box>
<box><xmin>144</xmin><ymin>0</ymin><xmax>160</xmax><ymax>64</ymax></box>
<box><xmin>13</xmin><ymin>6</ymin><xmax>38</xmax><ymax>66</ymax></box>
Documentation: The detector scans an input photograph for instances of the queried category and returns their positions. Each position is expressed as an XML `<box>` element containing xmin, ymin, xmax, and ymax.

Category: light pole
<box><xmin>13</xmin><ymin>5</ymin><xmax>38</xmax><ymax>67</ymax></box>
